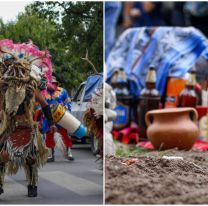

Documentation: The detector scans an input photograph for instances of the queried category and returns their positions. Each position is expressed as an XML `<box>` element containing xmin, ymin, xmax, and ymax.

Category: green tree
<box><xmin>0</xmin><ymin>1</ymin><xmax>103</xmax><ymax>92</ymax></box>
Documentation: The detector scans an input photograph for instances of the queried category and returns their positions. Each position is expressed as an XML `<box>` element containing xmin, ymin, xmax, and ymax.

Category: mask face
<box><xmin>2</xmin><ymin>62</ymin><xmax>37</xmax><ymax>117</ymax></box>
<box><xmin>5</xmin><ymin>83</ymin><xmax>26</xmax><ymax>116</ymax></box>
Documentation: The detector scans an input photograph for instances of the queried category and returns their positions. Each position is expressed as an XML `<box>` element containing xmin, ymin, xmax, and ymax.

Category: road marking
<box><xmin>0</xmin><ymin>176</ymin><xmax>42</xmax><ymax>201</ymax></box>
<box><xmin>90</xmin><ymin>169</ymin><xmax>103</xmax><ymax>175</ymax></box>
<box><xmin>3</xmin><ymin>176</ymin><xmax>26</xmax><ymax>195</ymax></box>
<box><xmin>72</xmin><ymin>144</ymin><xmax>91</xmax><ymax>149</ymax></box>
<box><xmin>0</xmin><ymin>176</ymin><xmax>26</xmax><ymax>201</ymax></box>
<box><xmin>39</xmin><ymin>171</ymin><xmax>103</xmax><ymax>196</ymax></box>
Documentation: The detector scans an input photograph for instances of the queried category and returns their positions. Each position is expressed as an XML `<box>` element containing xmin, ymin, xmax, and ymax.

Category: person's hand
<box><xmin>49</xmin><ymin>124</ymin><xmax>57</xmax><ymax>133</ymax></box>
<box><xmin>142</xmin><ymin>2</ymin><xmax>156</xmax><ymax>13</ymax></box>
<box><xmin>130</xmin><ymin>8</ymin><xmax>141</xmax><ymax>18</ymax></box>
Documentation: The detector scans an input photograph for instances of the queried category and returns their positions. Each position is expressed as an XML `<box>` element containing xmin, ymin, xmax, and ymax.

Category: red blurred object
<box><xmin>193</xmin><ymin>140</ymin><xmax>208</xmax><ymax>150</ymax></box>
<box><xmin>196</xmin><ymin>106</ymin><xmax>208</xmax><ymax>119</ymax></box>
<box><xmin>119</xmin><ymin>127</ymin><xmax>133</xmax><ymax>138</ymax></box>
<box><xmin>196</xmin><ymin>106</ymin><xmax>208</xmax><ymax>142</ymax></box>
<box><xmin>127</xmin><ymin>133</ymin><xmax>139</xmax><ymax>144</ymax></box>
<box><xmin>112</xmin><ymin>131</ymin><xmax>119</xmax><ymax>140</ymax></box>
<box><xmin>195</xmin><ymin>83</ymin><xmax>202</xmax><ymax>93</ymax></box>
<box><xmin>137</xmin><ymin>141</ymin><xmax>154</xmax><ymax>149</ymax></box>
<box><xmin>130</xmin><ymin>122</ymin><xmax>139</xmax><ymax>129</ymax></box>
<box><xmin>112</xmin><ymin>123</ymin><xmax>140</xmax><ymax>144</ymax></box>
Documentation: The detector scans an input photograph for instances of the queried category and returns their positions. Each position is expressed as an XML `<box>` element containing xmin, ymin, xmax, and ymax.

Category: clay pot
<box><xmin>145</xmin><ymin>108</ymin><xmax>199</xmax><ymax>150</ymax></box>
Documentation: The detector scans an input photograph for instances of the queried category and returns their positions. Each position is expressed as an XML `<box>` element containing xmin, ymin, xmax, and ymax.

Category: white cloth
<box><xmin>105</xmin><ymin>83</ymin><xmax>117</xmax><ymax>155</ymax></box>
<box><xmin>30</xmin><ymin>64</ymin><xmax>42</xmax><ymax>82</ymax></box>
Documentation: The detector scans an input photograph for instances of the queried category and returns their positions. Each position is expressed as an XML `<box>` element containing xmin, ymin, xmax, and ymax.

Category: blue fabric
<box><xmin>41</xmin><ymin>117</ymin><xmax>50</xmax><ymax>134</ymax></box>
<box><xmin>105</xmin><ymin>1</ymin><xmax>122</xmax><ymax>61</ymax></box>
<box><xmin>41</xmin><ymin>87</ymin><xmax>72</xmax><ymax>133</ymax></box>
<box><xmin>46</xmin><ymin>88</ymin><xmax>71</xmax><ymax>111</ymax></box>
<box><xmin>106</xmin><ymin>27</ymin><xmax>208</xmax><ymax>97</ymax></box>
<box><xmin>83</xmin><ymin>74</ymin><xmax>103</xmax><ymax>102</ymax></box>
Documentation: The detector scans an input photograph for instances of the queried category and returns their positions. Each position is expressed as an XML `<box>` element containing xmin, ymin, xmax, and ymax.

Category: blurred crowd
<box><xmin>105</xmin><ymin>2</ymin><xmax>208</xmax><ymax>60</ymax></box>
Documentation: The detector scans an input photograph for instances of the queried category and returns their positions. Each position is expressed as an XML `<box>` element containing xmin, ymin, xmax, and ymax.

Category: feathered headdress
<box><xmin>0</xmin><ymin>39</ymin><xmax>52</xmax><ymax>86</ymax></box>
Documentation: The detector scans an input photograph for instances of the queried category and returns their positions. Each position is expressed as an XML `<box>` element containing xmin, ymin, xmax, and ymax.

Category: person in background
<box><xmin>105</xmin><ymin>1</ymin><xmax>122</xmax><ymax>61</ymax></box>
<box><xmin>42</xmin><ymin>76</ymin><xmax>74</xmax><ymax>162</ymax></box>
<box><xmin>194</xmin><ymin>57</ymin><xmax>208</xmax><ymax>105</ymax></box>
<box><xmin>122</xmin><ymin>2</ymin><xmax>134</xmax><ymax>29</ymax></box>
<box><xmin>122</xmin><ymin>2</ymin><xmax>165</xmax><ymax>28</ymax></box>
<box><xmin>171</xmin><ymin>2</ymin><xmax>186</xmax><ymax>26</ymax></box>
<box><xmin>184</xmin><ymin>2</ymin><xmax>208</xmax><ymax>37</ymax></box>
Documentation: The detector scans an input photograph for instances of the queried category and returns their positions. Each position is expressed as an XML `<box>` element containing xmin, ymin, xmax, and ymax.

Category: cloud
<box><xmin>0</xmin><ymin>1</ymin><xmax>33</xmax><ymax>23</ymax></box>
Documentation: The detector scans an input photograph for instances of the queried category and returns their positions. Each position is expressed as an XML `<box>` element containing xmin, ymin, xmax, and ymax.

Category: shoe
<box><xmin>67</xmin><ymin>156</ymin><xmax>74</xmax><ymax>161</ymax></box>
<box><xmin>47</xmin><ymin>156</ymin><xmax>55</xmax><ymax>162</ymax></box>
<box><xmin>28</xmin><ymin>185</ymin><xmax>37</xmax><ymax>197</ymax></box>
<box><xmin>66</xmin><ymin>148</ymin><xmax>74</xmax><ymax>161</ymax></box>
<box><xmin>47</xmin><ymin>148</ymin><xmax>55</xmax><ymax>162</ymax></box>
<box><xmin>0</xmin><ymin>187</ymin><xmax>4</xmax><ymax>195</ymax></box>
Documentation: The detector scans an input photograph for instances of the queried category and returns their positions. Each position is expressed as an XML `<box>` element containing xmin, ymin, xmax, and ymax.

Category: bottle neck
<box><xmin>146</xmin><ymin>82</ymin><xmax>156</xmax><ymax>90</ymax></box>
<box><xmin>146</xmin><ymin>69</ymin><xmax>156</xmax><ymax>83</ymax></box>
<box><xmin>185</xmin><ymin>85</ymin><xmax>195</xmax><ymax>90</ymax></box>
<box><xmin>186</xmin><ymin>73</ymin><xmax>196</xmax><ymax>87</ymax></box>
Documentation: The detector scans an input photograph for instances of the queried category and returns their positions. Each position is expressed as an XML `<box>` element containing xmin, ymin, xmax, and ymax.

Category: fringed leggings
<box><xmin>0</xmin><ymin>157</ymin><xmax>38</xmax><ymax>190</ymax></box>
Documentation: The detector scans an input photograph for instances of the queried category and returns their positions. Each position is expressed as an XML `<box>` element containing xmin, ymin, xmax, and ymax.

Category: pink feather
<box><xmin>0</xmin><ymin>39</ymin><xmax>53</xmax><ymax>86</ymax></box>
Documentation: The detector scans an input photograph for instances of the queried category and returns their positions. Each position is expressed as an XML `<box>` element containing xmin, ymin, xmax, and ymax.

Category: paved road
<box><xmin>0</xmin><ymin>145</ymin><xmax>103</xmax><ymax>204</ymax></box>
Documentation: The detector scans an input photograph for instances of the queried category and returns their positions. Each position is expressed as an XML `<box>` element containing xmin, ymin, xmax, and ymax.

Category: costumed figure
<box><xmin>81</xmin><ymin>50</ymin><xmax>103</xmax><ymax>162</ymax></box>
<box><xmin>0</xmin><ymin>39</ymin><xmax>55</xmax><ymax>197</ymax></box>
<box><xmin>84</xmin><ymin>85</ymin><xmax>103</xmax><ymax>162</ymax></box>
<box><xmin>105</xmin><ymin>83</ymin><xmax>117</xmax><ymax>155</ymax></box>
<box><xmin>41</xmin><ymin>76</ymin><xmax>74</xmax><ymax>162</ymax></box>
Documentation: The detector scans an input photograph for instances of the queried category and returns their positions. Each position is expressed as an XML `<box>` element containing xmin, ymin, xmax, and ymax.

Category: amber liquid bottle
<box><xmin>112</xmin><ymin>68</ymin><xmax>132</xmax><ymax>130</ymax></box>
<box><xmin>178</xmin><ymin>70</ymin><xmax>198</xmax><ymax>108</ymax></box>
<box><xmin>139</xmin><ymin>66</ymin><xmax>160</xmax><ymax>140</ymax></box>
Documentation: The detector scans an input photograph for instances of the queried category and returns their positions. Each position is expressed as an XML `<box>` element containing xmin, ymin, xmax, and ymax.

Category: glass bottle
<box><xmin>112</xmin><ymin>68</ymin><xmax>132</xmax><ymax>130</ymax></box>
<box><xmin>138</xmin><ymin>65</ymin><xmax>160</xmax><ymax>140</ymax></box>
<box><xmin>178</xmin><ymin>69</ymin><xmax>198</xmax><ymax>108</ymax></box>
<box><xmin>165</xmin><ymin>77</ymin><xmax>186</xmax><ymax>108</ymax></box>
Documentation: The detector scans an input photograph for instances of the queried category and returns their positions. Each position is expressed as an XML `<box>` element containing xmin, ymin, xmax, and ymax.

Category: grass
<box><xmin>115</xmin><ymin>141</ymin><xmax>150</xmax><ymax>157</ymax></box>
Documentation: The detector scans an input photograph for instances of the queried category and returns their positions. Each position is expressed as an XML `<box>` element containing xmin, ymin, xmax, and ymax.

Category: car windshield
<box><xmin>73</xmin><ymin>84</ymin><xmax>85</xmax><ymax>102</ymax></box>
<box><xmin>83</xmin><ymin>74</ymin><xmax>103</xmax><ymax>102</ymax></box>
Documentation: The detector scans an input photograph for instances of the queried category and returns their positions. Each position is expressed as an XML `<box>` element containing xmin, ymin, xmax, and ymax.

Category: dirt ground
<box><xmin>105</xmin><ymin>149</ymin><xmax>208</xmax><ymax>204</ymax></box>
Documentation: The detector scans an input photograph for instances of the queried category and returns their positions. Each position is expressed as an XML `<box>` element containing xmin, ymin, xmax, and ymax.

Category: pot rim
<box><xmin>147</xmin><ymin>107</ymin><xmax>197</xmax><ymax>115</ymax></box>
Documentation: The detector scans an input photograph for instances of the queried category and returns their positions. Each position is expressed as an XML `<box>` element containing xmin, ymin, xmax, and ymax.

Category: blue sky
<box><xmin>0</xmin><ymin>1</ymin><xmax>32</xmax><ymax>23</ymax></box>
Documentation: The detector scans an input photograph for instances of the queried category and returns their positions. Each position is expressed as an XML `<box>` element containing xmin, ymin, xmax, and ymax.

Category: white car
<box><xmin>71</xmin><ymin>74</ymin><xmax>103</xmax><ymax>154</ymax></box>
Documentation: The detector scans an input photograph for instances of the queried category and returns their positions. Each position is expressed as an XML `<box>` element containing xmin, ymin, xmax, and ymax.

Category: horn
<box><xmin>81</xmin><ymin>49</ymin><xmax>98</xmax><ymax>74</ymax></box>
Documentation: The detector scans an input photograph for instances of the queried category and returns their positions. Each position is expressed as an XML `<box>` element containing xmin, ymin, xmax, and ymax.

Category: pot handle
<box><xmin>145</xmin><ymin>112</ymin><xmax>153</xmax><ymax>127</ymax></box>
<box><xmin>189</xmin><ymin>108</ymin><xmax>198</xmax><ymax>124</ymax></box>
